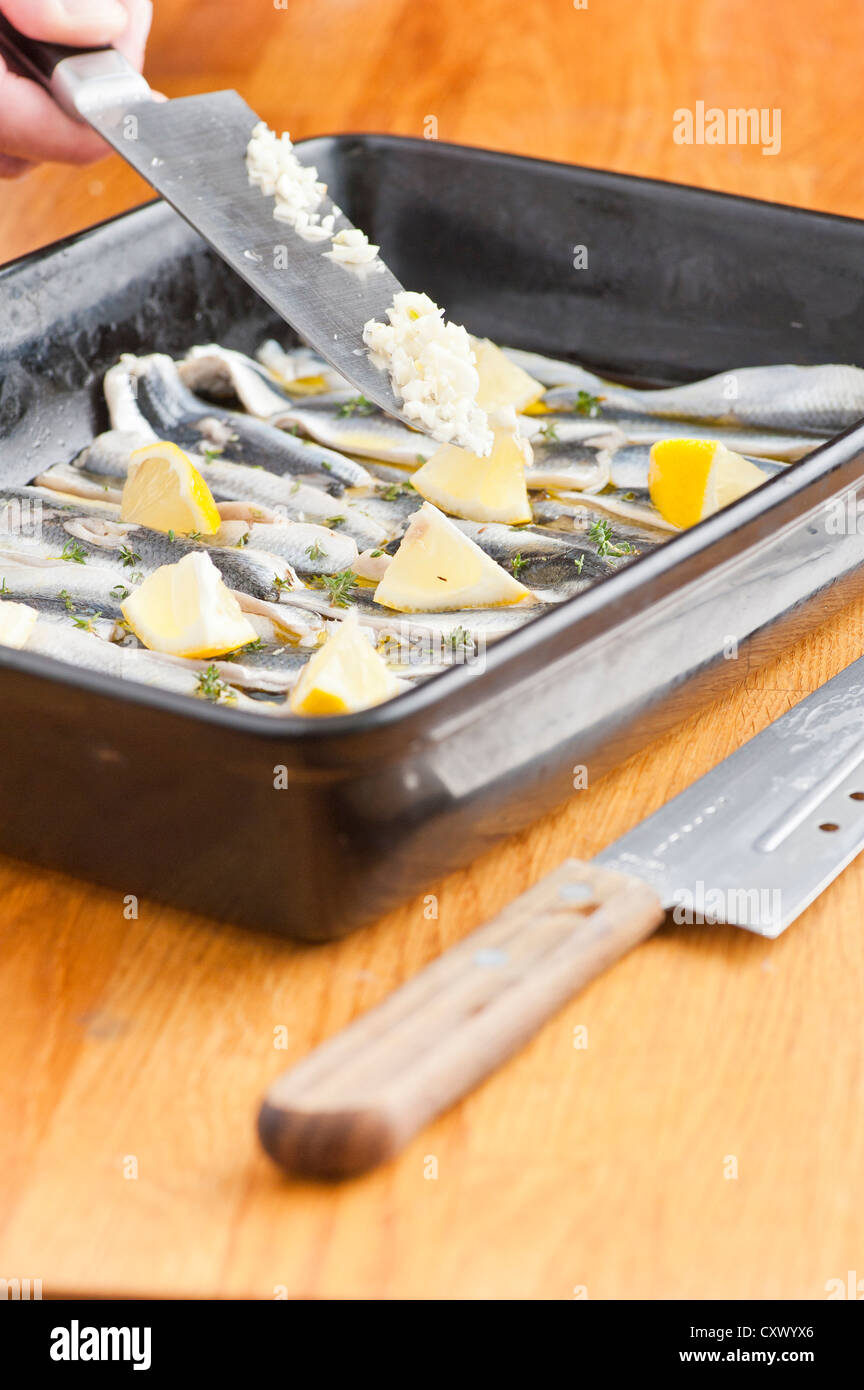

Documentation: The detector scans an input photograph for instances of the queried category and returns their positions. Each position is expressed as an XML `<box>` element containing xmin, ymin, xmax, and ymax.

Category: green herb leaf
<box><xmin>338</xmin><ymin>395</ymin><xmax>375</xmax><ymax>418</ymax></box>
<box><xmin>574</xmin><ymin>390</ymin><xmax>601</xmax><ymax>417</ymax></box>
<box><xmin>588</xmin><ymin>517</ymin><xmax>635</xmax><ymax>558</ymax></box>
<box><xmin>195</xmin><ymin>664</ymin><xmax>230</xmax><ymax>702</ymax></box>
<box><xmin>315</xmin><ymin>569</ymin><xmax>358</xmax><ymax>607</ymax></box>
<box><xmin>59</xmin><ymin>538</ymin><xmax>88</xmax><ymax>565</ymax></box>
<box><xmin>72</xmin><ymin>610</ymin><xmax>101</xmax><ymax>632</ymax></box>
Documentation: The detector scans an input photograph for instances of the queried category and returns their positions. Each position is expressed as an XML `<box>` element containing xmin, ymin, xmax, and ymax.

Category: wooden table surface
<box><xmin>2</xmin><ymin>0</ymin><xmax>863</xmax><ymax>1300</ymax></box>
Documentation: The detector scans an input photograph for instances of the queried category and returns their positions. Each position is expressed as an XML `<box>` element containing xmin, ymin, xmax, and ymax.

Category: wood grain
<box><xmin>259</xmin><ymin>862</ymin><xmax>664</xmax><ymax>1178</ymax></box>
<box><xmin>2</xmin><ymin>0</ymin><xmax>864</xmax><ymax>1299</ymax></box>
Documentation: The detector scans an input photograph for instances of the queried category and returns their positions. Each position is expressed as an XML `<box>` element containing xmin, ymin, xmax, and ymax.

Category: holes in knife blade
<box><xmin>850</xmin><ymin>792</ymin><xmax>864</xmax><ymax>801</ymax></box>
<box><xmin>819</xmin><ymin>822</ymin><xmax>840</xmax><ymax>832</ymax></box>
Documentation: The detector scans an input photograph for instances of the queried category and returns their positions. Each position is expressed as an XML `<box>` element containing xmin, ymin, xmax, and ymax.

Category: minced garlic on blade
<box><xmin>245</xmin><ymin>123</ymin><xmax>379</xmax><ymax>263</ymax></box>
<box><xmin>362</xmin><ymin>291</ymin><xmax>493</xmax><ymax>456</ymax></box>
<box><xmin>246</xmin><ymin>130</ymin><xmax>490</xmax><ymax>451</ymax></box>
<box><xmin>327</xmin><ymin>228</ymin><xmax>380</xmax><ymax>265</ymax></box>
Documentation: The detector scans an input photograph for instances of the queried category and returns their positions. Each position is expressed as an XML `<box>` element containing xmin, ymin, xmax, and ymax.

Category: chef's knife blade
<box><xmin>597</xmin><ymin>652</ymin><xmax>864</xmax><ymax>936</ymax></box>
<box><xmin>257</xmin><ymin>655</ymin><xmax>864</xmax><ymax>1177</ymax></box>
<box><xmin>0</xmin><ymin>21</ymin><xmax>408</xmax><ymax>421</ymax></box>
<box><xmin>87</xmin><ymin>93</ymin><xmax>410</xmax><ymax>419</ymax></box>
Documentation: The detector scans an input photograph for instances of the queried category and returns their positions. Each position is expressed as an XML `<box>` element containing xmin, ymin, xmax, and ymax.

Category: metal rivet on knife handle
<box><xmin>257</xmin><ymin>860</ymin><xmax>664</xmax><ymax>1180</ymax></box>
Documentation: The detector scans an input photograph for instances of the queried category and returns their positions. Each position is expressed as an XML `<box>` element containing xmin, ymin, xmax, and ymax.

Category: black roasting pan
<box><xmin>2</xmin><ymin>135</ymin><xmax>864</xmax><ymax>940</ymax></box>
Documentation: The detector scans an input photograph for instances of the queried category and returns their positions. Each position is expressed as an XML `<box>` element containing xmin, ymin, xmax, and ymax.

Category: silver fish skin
<box><xmin>23</xmin><ymin>619</ymin><xmax>277</xmax><ymax>710</ymax></box>
<box><xmin>281</xmin><ymin>583</ymin><xmax>541</xmax><ymax>646</ymax></box>
<box><xmin>0</xmin><ymin>560</ymin><xmax>133</xmax><ymax>616</ymax></box>
<box><xmin>8</xmin><ymin>572</ymin><xmax>317</xmax><ymax>696</ymax></box>
<box><xmin>241</xmin><ymin>522</ymin><xmax>358</xmax><ymax>576</ymax></box>
<box><xmin>181</xmin><ymin>348</ymin><xmax>430</xmax><ymax>484</ymax></box>
<box><xmin>269</xmin><ymin>392</ymin><xmax>435</xmax><ymax>465</ymax></box>
<box><xmin>564</xmin><ymin>447</ymin><xmax>782</xmax><ymax>533</ymax></box>
<box><xmin>0</xmin><ymin>510</ymin><xmax>297</xmax><ymax>603</ymax></box>
<box><xmin>35</xmin><ymin>461</ymin><xmax>125</xmax><ymax>505</ymax></box>
<box><xmin>545</xmin><ymin>363</ymin><xmax>864</xmax><ymax>433</ymax></box>
<box><xmin>200</xmin><ymin>457</ymin><xmax>393</xmax><ymax>550</ymax></box>
<box><xmin>0</xmin><ymin>484</ymin><xmax>119</xmax><ymax>522</ymax></box>
<box><xmin>363</xmin><ymin>460</ymin><xmax>417</xmax><ymax>485</ymax></box>
<box><xmin>522</xmin><ymin>410</ymin><xmax>820</xmax><ymax>462</ymax></box>
<box><xmin>0</xmin><ymin>559</ymin><xmax>317</xmax><ymax>652</ymax></box>
<box><xmin>605</xmin><ymin>444</ymin><xmax>783</xmax><ymax>496</ymax></box>
<box><xmin>106</xmin><ymin>353</ymin><xmax>373</xmax><ymax>489</ymax></box>
<box><xmin>256</xmin><ymin>339</ymin><xmax>351</xmax><ymax>394</ymax></box>
<box><xmin>505</xmin><ymin>346</ymin><xmax>864</xmax><ymax>434</ymax></box>
<box><xmin>530</xmin><ymin>494</ymin><xmax>673</xmax><ymax>543</ymax></box>
<box><xmin>454</xmin><ymin>519</ymin><xmax>608</xmax><ymax>592</ymax></box>
<box><xmin>523</xmin><ymin>440</ymin><xmax>610</xmax><ymax>492</ymax></box>
<box><xmin>0</xmin><ymin>504</ymin><xmax>93</xmax><ymax>562</ymax></box>
<box><xmin>70</xmin><ymin>517</ymin><xmax>298</xmax><ymax>600</ymax></box>
<box><xmin>346</xmin><ymin>482</ymin><xmax>423</xmax><ymax>533</ymax></box>
<box><xmin>501</xmin><ymin>346</ymin><xmax>601</xmax><ymax>388</ymax></box>
<box><xmin>180</xmin><ymin>344</ymin><xmax>295</xmax><ymax>417</ymax></box>
<box><xmin>69</xmin><ymin>431</ymin><xmax>392</xmax><ymax>552</ymax></box>
<box><xmin>12</xmin><ymin>603</ymin><xmax>118</xmax><ymax>642</ymax></box>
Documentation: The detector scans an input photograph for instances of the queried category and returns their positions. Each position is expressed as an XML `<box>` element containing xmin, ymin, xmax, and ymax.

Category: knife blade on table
<box><xmin>0</xmin><ymin>17</ymin><xmax>409</xmax><ymax>421</ymax></box>
<box><xmin>258</xmin><ymin>654</ymin><xmax>864</xmax><ymax>1178</ymax></box>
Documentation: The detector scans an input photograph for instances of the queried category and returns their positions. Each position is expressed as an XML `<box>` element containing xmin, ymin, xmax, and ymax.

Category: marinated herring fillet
<box><xmin>6</xmin><ymin>324</ymin><xmax>848</xmax><ymax>719</ymax></box>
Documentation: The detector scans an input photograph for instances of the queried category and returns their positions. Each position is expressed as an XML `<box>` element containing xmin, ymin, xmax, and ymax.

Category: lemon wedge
<box><xmin>120</xmin><ymin>440</ymin><xmax>221</xmax><ymax>536</ymax></box>
<box><xmin>412</xmin><ymin>427</ymin><xmax>532</xmax><ymax>524</ymax></box>
<box><xmin>374</xmin><ymin>501</ymin><xmax>533</xmax><ymax>611</ymax></box>
<box><xmin>648</xmin><ymin>439</ymin><xmax>767</xmax><ymax>529</ymax></box>
<box><xmin>121</xmin><ymin>551</ymin><xmax>257</xmax><ymax>658</ymax></box>
<box><xmin>290</xmin><ymin>610</ymin><xmax>400</xmax><ymax>716</ymax></box>
<box><xmin>0</xmin><ymin>600</ymin><xmax>38</xmax><ymax>649</ymax></box>
<box><xmin>473</xmin><ymin>339</ymin><xmax>544</xmax><ymax>412</ymax></box>
<box><xmin>284</xmin><ymin>374</ymin><xmax>330</xmax><ymax>396</ymax></box>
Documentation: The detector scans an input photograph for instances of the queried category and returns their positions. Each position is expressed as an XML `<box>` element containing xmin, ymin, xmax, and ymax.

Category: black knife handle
<box><xmin>0</xmin><ymin>13</ymin><xmax>107</xmax><ymax>90</ymax></box>
<box><xmin>0</xmin><ymin>13</ymin><xmax>149</xmax><ymax>121</ymax></box>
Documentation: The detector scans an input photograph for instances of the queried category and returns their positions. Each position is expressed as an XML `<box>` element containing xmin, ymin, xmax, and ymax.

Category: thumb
<box><xmin>0</xmin><ymin>0</ymin><xmax>129</xmax><ymax>47</ymax></box>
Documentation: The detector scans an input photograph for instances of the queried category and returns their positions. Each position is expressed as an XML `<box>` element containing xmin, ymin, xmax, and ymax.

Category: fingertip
<box><xmin>1</xmin><ymin>0</ymin><xmax>129</xmax><ymax>47</ymax></box>
<box><xmin>113</xmin><ymin>0</ymin><xmax>154</xmax><ymax>72</ymax></box>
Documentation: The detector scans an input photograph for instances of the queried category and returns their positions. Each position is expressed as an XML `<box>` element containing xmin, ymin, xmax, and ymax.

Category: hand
<box><xmin>0</xmin><ymin>0</ymin><xmax>153</xmax><ymax>177</ymax></box>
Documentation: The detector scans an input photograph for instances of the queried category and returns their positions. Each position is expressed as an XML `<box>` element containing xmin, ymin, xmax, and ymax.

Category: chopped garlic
<box><xmin>246</xmin><ymin>123</ymin><xmax>378</xmax><ymax>261</ymax></box>
<box><xmin>328</xmin><ymin>228</ymin><xmax>380</xmax><ymax>265</ymax></box>
<box><xmin>362</xmin><ymin>291</ymin><xmax>493</xmax><ymax>456</ymax></box>
<box><xmin>246</xmin><ymin>123</ymin><xmax>328</xmax><ymax>231</ymax></box>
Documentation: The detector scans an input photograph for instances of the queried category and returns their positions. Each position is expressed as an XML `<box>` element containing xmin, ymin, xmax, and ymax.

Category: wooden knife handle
<box><xmin>258</xmin><ymin>860</ymin><xmax>664</xmax><ymax>1179</ymax></box>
